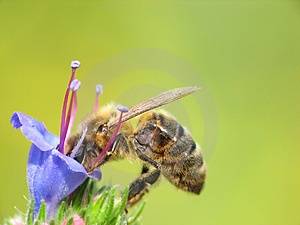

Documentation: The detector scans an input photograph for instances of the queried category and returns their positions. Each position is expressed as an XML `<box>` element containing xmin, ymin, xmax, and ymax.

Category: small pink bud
<box><xmin>61</xmin><ymin>218</ymin><xmax>67</xmax><ymax>225</ymax></box>
<box><xmin>73</xmin><ymin>214</ymin><xmax>85</xmax><ymax>225</ymax></box>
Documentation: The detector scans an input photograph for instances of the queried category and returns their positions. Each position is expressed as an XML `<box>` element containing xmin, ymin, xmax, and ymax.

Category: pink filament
<box><xmin>92</xmin><ymin>111</ymin><xmax>124</xmax><ymax>166</ymax></box>
<box><xmin>64</xmin><ymin>91</ymin><xmax>78</xmax><ymax>153</ymax></box>
<box><xmin>63</xmin><ymin>92</ymin><xmax>78</xmax><ymax>153</ymax></box>
<box><xmin>93</xmin><ymin>93</ymin><xmax>100</xmax><ymax>113</ymax></box>
<box><xmin>93</xmin><ymin>85</ymin><xmax>102</xmax><ymax>113</ymax></box>
<box><xmin>59</xmin><ymin>69</ymin><xmax>76</xmax><ymax>152</ymax></box>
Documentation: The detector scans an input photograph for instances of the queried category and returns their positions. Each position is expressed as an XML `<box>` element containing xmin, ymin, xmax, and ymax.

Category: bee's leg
<box><xmin>99</xmin><ymin>134</ymin><xmax>129</xmax><ymax>166</ymax></box>
<box><xmin>133</xmin><ymin>139</ymin><xmax>161</xmax><ymax>169</ymax></box>
<box><xmin>141</xmin><ymin>164</ymin><xmax>150</xmax><ymax>174</ymax></box>
<box><xmin>136</xmin><ymin>148</ymin><xmax>160</xmax><ymax>169</ymax></box>
<box><xmin>127</xmin><ymin>168</ymin><xmax>161</xmax><ymax>207</ymax></box>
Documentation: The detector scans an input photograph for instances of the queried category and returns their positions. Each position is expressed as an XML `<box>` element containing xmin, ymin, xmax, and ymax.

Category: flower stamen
<box><xmin>60</xmin><ymin>79</ymin><xmax>81</xmax><ymax>154</ymax></box>
<box><xmin>65</xmin><ymin>79</ymin><xmax>81</xmax><ymax>150</ymax></box>
<box><xmin>70</xmin><ymin>127</ymin><xmax>88</xmax><ymax>158</ymax></box>
<box><xmin>59</xmin><ymin>60</ymin><xmax>80</xmax><ymax>153</ymax></box>
<box><xmin>93</xmin><ymin>84</ymin><xmax>103</xmax><ymax>113</ymax></box>
<box><xmin>91</xmin><ymin>105</ymin><xmax>128</xmax><ymax>169</ymax></box>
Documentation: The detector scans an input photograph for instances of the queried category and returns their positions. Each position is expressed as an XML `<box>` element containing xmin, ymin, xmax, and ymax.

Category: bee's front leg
<box><xmin>127</xmin><ymin>167</ymin><xmax>161</xmax><ymax>207</ymax></box>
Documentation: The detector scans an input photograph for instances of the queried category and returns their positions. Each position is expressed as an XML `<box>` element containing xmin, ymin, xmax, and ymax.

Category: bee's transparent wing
<box><xmin>111</xmin><ymin>86</ymin><xmax>200</xmax><ymax>126</ymax></box>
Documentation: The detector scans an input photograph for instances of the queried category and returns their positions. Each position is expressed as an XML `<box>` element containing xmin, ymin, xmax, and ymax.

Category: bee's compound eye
<box><xmin>97</xmin><ymin>124</ymin><xmax>104</xmax><ymax>133</ymax></box>
<box><xmin>97</xmin><ymin>124</ymin><xmax>108</xmax><ymax>133</ymax></box>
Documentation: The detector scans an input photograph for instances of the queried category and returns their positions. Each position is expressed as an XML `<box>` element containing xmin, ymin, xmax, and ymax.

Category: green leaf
<box><xmin>128</xmin><ymin>202</ymin><xmax>146</xmax><ymax>225</ymax></box>
<box><xmin>70</xmin><ymin>179</ymin><xmax>90</xmax><ymax>208</ymax></box>
<box><xmin>4</xmin><ymin>184</ymin><xmax>145</xmax><ymax>225</ymax></box>
<box><xmin>98</xmin><ymin>186</ymin><xmax>116</xmax><ymax>224</ymax></box>
<box><xmin>96</xmin><ymin>185</ymin><xmax>112</xmax><ymax>196</ymax></box>
<box><xmin>25</xmin><ymin>199</ymin><xmax>34</xmax><ymax>225</ymax></box>
<box><xmin>34</xmin><ymin>201</ymin><xmax>46</xmax><ymax>224</ymax></box>
<box><xmin>55</xmin><ymin>201</ymin><xmax>67</xmax><ymax>223</ymax></box>
<box><xmin>85</xmin><ymin>189</ymin><xmax>109</xmax><ymax>224</ymax></box>
<box><xmin>109</xmin><ymin>186</ymin><xmax>129</xmax><ymax>224</ymax></box>
<box><xmin>115</xmin><ymin>214</ymin><xmax>127</xmax><ymax>225</ymax></box>
<box><xmin>66</xmin><ymin>217</ymin><xmax>73</xmax><ymax>225</ymax></box>
<box><xmin>85</xmin><ymin>179</ymin><xmax>96</xmax><ymax>204</ymax></box>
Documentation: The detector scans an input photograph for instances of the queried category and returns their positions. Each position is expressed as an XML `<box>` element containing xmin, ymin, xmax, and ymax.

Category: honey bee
<box><xmin>66</xmin><ymin>86</ymin><xmax>206</xmax><ymax>206</ymax></box>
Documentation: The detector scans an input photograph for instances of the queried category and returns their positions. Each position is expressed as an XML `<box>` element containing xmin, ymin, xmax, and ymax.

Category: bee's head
<box><xmin>86</xmin><ymin>104</ymin><xmax>121</xmax><ymax>148</ymax></box>
<box><xmin>66</xmin><ymin>104</ymin><xmax>128</xmax><ymax>172</ymax></box>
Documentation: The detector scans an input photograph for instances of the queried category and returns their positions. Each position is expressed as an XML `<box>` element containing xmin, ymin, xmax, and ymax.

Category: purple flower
<box><xmin>10</xmin><ymin>61</ymin><xmax>102</xmax><ymax>219</ymax></box>
<box><xmin>11</xmin><ymin>112</ymin><xmax>100</xmax><ymax>218</ymax></box>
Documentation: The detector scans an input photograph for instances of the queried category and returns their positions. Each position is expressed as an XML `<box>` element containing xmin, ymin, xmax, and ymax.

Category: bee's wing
<box><xmin>111</xmin><ymin>86</ymin><xmax>200</xmax><ymax>126</ymax></box>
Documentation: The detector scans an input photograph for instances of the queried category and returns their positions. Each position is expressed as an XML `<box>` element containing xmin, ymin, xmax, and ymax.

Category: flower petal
<box><xmin>27</xmin><ymin>144</ymin><xmax>52</xmax><ymax>212</ymax></box>
<box><xmin>88</xmin><ymin>169</ymin><xmax>102</xmax><ymax>180</ymax></box>
<box><xmin>28</xmin><ymin>145</ymin><xmax>101</xmax><ymax>218</ymax></box>
<box><xmin>11</xmin><ymin>112</ymin><xmax>59</xmax><ymax>151</ymax></box>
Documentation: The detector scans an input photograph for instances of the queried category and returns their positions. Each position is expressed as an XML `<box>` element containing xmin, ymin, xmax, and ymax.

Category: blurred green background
<box><xmin>1</xmin><ymin>0</ymin><xmax>300</xmax><ymax>224</ymax></box>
